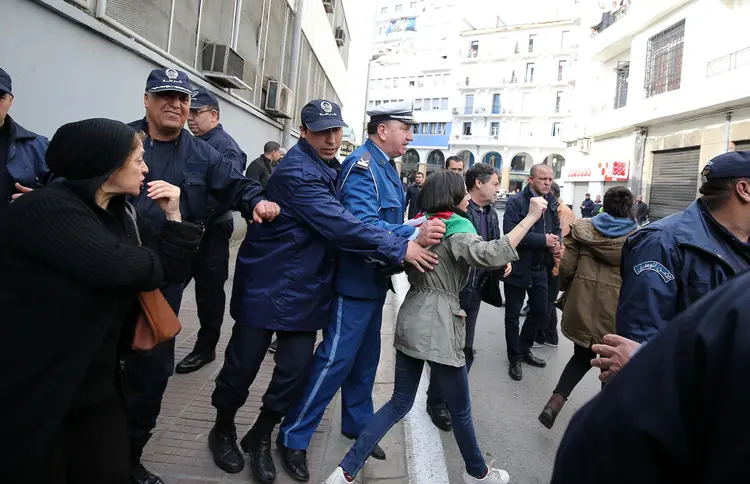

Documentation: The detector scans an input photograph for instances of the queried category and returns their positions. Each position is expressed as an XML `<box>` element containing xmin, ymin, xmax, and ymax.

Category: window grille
<box><xmin>644</xmin><ymin>20</ymin><xmax>685</xmax><ymax>98</ymax></box>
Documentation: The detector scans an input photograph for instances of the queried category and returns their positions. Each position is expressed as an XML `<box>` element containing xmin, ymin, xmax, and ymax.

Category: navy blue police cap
<box><xmin>701</xmin><ymin>151</ymin><xmax>750</xmax><ymax>182</ymax></box>
<box><xmin>0</xmin><ymin>68</ymin><xmax>11</xmax><ymax>95</ymax></box>
<box><xmin>145</xmin><ymin>68</ymin><xmax>193</xmax><ymax>95</ymax></box>
<box><xmin>301</xmin><ymin>100</ymin><xmax>348</xmax><ymax>132</ymax></box>
<box><xmin>191</xmin><ymin>86</ymin><xmax>220</xmax><ymax>111</ymax></box>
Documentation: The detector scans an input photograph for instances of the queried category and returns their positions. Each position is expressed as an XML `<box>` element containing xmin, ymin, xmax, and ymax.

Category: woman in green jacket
<box><xmin>325</xmin><ymin>172</ymin><xmax>547</xmax><ymax>484</ymax></box>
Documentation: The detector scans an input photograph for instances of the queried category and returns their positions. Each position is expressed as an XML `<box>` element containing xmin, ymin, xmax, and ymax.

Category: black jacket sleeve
<box><xmin>137</xmin><ymin>216</ymin><xmax>203</xmax><ymax>283</ymax></box>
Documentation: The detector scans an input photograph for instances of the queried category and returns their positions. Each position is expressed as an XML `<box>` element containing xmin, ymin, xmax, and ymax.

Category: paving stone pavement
<box><xmin>140</xmin><ymin>239</ymin><xmax>332</xmax><ymax>484</ymax></box>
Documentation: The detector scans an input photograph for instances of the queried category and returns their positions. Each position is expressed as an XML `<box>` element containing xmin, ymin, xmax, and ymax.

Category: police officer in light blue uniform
<box><xmin>278</xmin><ymin>101</ymin><xmax>444</xmax><ymax>479</ymax></box>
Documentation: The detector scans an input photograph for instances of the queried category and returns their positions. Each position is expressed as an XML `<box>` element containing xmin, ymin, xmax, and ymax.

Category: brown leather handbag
<box><xmin>125</xmin><ymin>203</ymin><xmax>182</xmax><ymax>351</ymax></box>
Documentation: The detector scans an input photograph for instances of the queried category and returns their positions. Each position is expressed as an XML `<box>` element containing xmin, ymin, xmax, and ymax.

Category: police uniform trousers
<box><xmin>189</xmin><ymin>217</ymin><xmax>233</xmax><ymax>356</ymax></box>
<box><xmin>211</xmin><ymin>325</ymin><xmax>317</xmax><ymax>433</ymax></box>
<box><xmin>503</xmin><ymin>267</ymin><xmax>549</xmax><ymax>362</ymax></box>
<box><xmin>279</xmin><ymin>293</ymin><xmax>387</xmax><ymax>450</ymax></box>
<box><xmin>121</xmin><ymin>282</ymin><xmax>184</xmax><ymax>461</ymax></box>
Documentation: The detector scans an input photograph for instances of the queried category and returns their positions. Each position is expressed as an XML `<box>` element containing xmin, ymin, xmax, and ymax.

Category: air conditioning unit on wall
<box><xmin>577</xmin><ymin>138</ymin><xmax>592</xmax><ymax>153</ymax></box>
<box><xmin>264</xmin><ymin>79</ymin><xmax>294</xmax><ymax>119</ymax></box>
<box><xmin>201</xmin><ymin>43</ymin><xmax>249</xmax><ymax>89</ymax></box>
<box><xmin>335</xmin><ymin>28</ymin><xmax>346</xmax><ymax>46</ymax></box>
<box><xmin>323</xmin><ymin>0</ymin><xmax>335</xmax><ymax>14</ymax></box>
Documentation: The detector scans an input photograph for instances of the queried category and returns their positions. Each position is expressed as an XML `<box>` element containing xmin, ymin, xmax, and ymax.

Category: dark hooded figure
<box><xmin>0</xmin><ymin>118</ymin><xmax>202</xmax><ymax>484</ymax></box>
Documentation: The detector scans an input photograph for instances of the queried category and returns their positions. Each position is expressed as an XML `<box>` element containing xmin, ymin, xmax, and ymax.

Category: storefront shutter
<box><xmin>649</xmin><ymin>148</ymin><xmax>700</xmax><ymax>220</ymax></box>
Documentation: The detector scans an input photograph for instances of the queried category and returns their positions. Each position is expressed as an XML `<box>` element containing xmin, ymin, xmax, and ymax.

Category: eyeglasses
<box><xmin>189</xmin><ymin>108</ymin><xmax>214</xmax><ymax>115</ymax></box>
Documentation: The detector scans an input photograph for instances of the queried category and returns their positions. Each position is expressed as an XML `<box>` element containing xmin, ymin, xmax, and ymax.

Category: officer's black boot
<box><xmin>240</xmin><ymin>425</ymin><xmax>276</xmax><ymax>484</ymax></box>
<box><xmin>208</xmin><ymin>411</ymin><xmax>245</xmax><ymax>474</ymax></box>
<box><xmin>129</xmin><ymin>434</ymin><xmax>165</xmax><ymax>484</ymax></box>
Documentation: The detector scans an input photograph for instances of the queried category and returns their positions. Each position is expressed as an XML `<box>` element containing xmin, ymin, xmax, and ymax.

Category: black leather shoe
<box><xmin>509</xmin><ymin>360</ymin><xmax>523</xmax><ymax>381</ymax></box>
<box><xmin>175</xmin><ymin>351</ymin><xmax>216</xmax><ymax>374</ymax></box>
<box><xmin>208</xmin><ymin>426</ymin><xmax>245</xmax><ymax>474</ymax></box>
<box><xmin>130</xmin><ymin>462</ymin><xmax>165</xmax><ymax>484</ymax></box>
<box><xmin>523</xmin><ymin>351</ymin><xmax>547</xmax><ymax>368</ymax></box>
<box><xmin>342</xmin><ymin>432</ymin><xmax>386</xmax><ymax>460</ymax></box>
<box><xmin>278</xmin><ymin>442</ymin><xmax>309</xmax><ymax>482</ymax></box>
<box><xmin>426</xmin><ymin>405</ymin><xmax>452</xmax><ymax>432</ymax></box>
<box><xmin>240</xmin><ymin>429</ymin><xmax>276</xmax><ymax>484</ymax></box>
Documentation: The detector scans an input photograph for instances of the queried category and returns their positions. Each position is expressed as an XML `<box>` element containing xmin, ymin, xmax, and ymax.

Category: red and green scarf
<box><xmin>415</xmin><ymin>211</ymin><xmax>477</xmax><ymax>240</ymax></box>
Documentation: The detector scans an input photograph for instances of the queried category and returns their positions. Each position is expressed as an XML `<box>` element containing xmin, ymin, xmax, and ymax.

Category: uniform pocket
<box><xmin>182</xmin><ymin>171</ymin><xmax>208</xmax><ymax>222</ymax></box>
<box><xmin>452</xmin><ymin>313</ymin><xmax>467</xmax><ymax>356</ymax></box>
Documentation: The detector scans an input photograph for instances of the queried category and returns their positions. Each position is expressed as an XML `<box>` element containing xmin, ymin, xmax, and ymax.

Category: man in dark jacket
<box><xmin>503</xmin><ymin>164</ymin><xmax>561</xmax><ymax>381</ymax></box>
<box><xmin>246</xmin><ymin>141</ymin><xmax>283</xmax><ymax>189</ymax></box>
<box><xmin>404</xmin><ymin>171</ymin><xmax>424</xmax><ymax>219</ymax></box>
<box><xmin>616</xmin><ymin>150</ymin><xmax>750</xmax><ymax>345</ymax></box>
<box><xmin>580</xmin><ymin>193</ymin><xmax>595</xmax><ymax>218</ymax></box>
<box><xmin>172</xmin><ymin>86</ymin><xmax>249</xmax><ymax>374</ymax></box>
<box><xmin>123</xmin><ymin>68</ymin><xmax>280</xmax><ymax>484</ymax></box>
<box><xmin>425</xmin><ymin>162</ymin><xmax>509</xmax><ymax>431</ymax></box>
<box><xmin>207</xmin><ymin>100</ymin><xmax>441</xmax><ymax>483</ymax></box>
<box><xmin>0</xmin><ymin>68</ymin><xmax>52</xmax><ymax>212</ymax></box>
<box><xmin>634</xmin><ymin>194</ymin><xmax>649</xmax><ymax>224</ymax></box>
<box><xmin>552</xmin><ymin>270</ymin><xmax>750</xmax><ymax>484</ymax></box>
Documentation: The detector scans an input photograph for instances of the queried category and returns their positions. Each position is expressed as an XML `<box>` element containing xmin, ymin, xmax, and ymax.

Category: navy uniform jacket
<box><xmin>230</xmin><ymin>139</ymin><xmax>408</xmax><ymax>332</ymax></box>
<box><xmin>404</xmin><ymin>183</ymin><xmax>421</xmax><ymax>220</ymax></box>
<box><xmin>552</xmin><ymin>270</ymin><xmax>750</xmax><ymax>484</ymax></box>
<box><xmin>502</xmin><ymin>184</ymin><xmax>561</xmax><ymax>287</ymax></box>
<box><xmin>200</xmin><ymin>123</ymin><xmax>247</xmax><ymax>173</ymax></box>
<box><xmin>335</xmin><ymin>139</ymin><xmax>416</xmax><ymax>300</ymax></box>
<box><xmin>127</xmin><ymin>118</ymin><xmax>263</xmax><ymax>231</ymax></box>
<box><xmin>2</xmin><ymin>115</ymin><xmax>51</xmax><ymax>209</ymax></box>
<box><xmin>616</xmin><ymin>199</ymin><xmax>750</xmax><ymax>343</ymax></box>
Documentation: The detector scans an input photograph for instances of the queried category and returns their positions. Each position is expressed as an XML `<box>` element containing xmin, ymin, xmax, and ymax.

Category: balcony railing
<box><xmin>707</xmin><ymin>46</ymin><xmax>750</xmax><ymax>77</ymax></box>
<box><xmin>590</xmin><ymin>1</ymin><xmax>631</xmax><ymax>36</ymax></box>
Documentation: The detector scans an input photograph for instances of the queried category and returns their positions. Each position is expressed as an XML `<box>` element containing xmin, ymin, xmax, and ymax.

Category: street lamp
<box><xmin>362</xmin><ymin>52</ymin><xmax>386</xmax><ymax>144</ymax></box>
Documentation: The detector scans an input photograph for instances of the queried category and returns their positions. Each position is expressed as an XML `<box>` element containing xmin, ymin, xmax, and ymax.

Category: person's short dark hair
<box><xmin>603</xmin><ymin>186</ymin><xmax>634</xmax><ymax>219</ymax></box>
<box><xmin>264</xmin><ymin>141</ymin><xmax>281</xmax><ymax>155</ymax></box>
<box><xmin>585</xmin><ymin>193</ymin><xmax>591</xmax><ymax>197</ymax></box>
<box><xmin>465</xmin><ymin>163</ymin><xmax>496</xmax><ymax>191</ymax></box>
<box><xmin>699</xmin><ymin>177</ymin><xmax>750</xmax><ymax>211</ymax></box>
<box><xmin>550</xmin><ymin>181</ymin><xmax>561</xmax><ymax>199</ymax></box>
<box><xmin>415</xmin><ymin>172</ymin><xmax>424</xmax><ymax>178</ymax></box>
<box><xmin>445</xmin><ymin>156</ymin><xmax>462</xmax><ymax>170</ymax></box>
<box><xmin>417</xmin><ymin>171</ymin><xmax>466</xmax><ymax>213</ymax></box>
<box><xmin>530</xmin><ymin>163</ymin><xmax>553</xmax><ymax>177</ymax></box>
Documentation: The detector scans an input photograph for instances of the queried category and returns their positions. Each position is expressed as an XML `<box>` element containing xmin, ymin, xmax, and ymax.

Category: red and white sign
<box><xmin>564</xmin><ymin>160</ymin><xmax>629</xmax><ymax>182</ymax></box>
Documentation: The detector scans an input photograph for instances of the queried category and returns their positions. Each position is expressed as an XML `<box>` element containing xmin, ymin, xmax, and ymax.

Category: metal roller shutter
<box><xmin>572</xmin><ymin>183</ymin><xmax>590</xmax><ymax>218</ymax></box>
<box><xmin>649</xmin><ymin>148</ymin><xmax>700</xmax><ymax>220</ymax></box>
<box><xmin>734</xmin><ymin>140</ymin><xmax>750</xmax><ymax>151</ymax></box>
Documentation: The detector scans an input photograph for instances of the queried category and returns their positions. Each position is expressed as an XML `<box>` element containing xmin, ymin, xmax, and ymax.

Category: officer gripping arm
<box><xmin>615</xmin><ymin>233</ymin><xmax>680</xmax><ymax>343</ymax></box>
<box><xmin>204</xmin><ymin>152</ymin><xmax>274</xmax><ymax>223</ymax></box>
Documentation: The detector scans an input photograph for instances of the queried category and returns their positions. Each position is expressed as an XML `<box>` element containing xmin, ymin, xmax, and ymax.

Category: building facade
<box><xmin>450</xmin><ymin>19</ymin><xmax>579</xmax><ymax>191</ymax></box>
<box><xmin>367</xmin><ymin>0</ymin><xmax>468</xmax><ymax>184</ymax></box>
<box><xmin>3</xmin><ymin>0</ymin><xmax>353</xmax><ymax>154</ymax></box>
<box><xmin>564</xmin><ymin>0</ymin><xmax>750</xmax><ymax>219</ymax></box>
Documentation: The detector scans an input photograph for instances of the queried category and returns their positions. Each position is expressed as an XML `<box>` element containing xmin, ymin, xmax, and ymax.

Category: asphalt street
<box><xmin>437</xmin><ymin>299</ymin><xmax>600</xmax><ymax>484</ymax></box>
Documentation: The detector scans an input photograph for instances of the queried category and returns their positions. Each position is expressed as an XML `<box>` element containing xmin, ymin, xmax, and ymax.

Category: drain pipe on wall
<box><xmin>724</xmin><ymin>112</ymin><xmax>733</xmax><ymax>152</ymax></box>
<box><xmin>282</xmin><ymin>0</ymin><xmax>305</xmax><ymax>149</ymax></box>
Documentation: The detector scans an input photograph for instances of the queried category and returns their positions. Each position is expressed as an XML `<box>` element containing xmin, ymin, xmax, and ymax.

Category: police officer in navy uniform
<box><xmin>172</xmin><ymin>86</ymin><xmax>249</xmax><ymax>374</ymax></box>
<box><xmin>0</xmin><ymin>68</ymin><xmax>53</xmax><ymax>212</ymax></box>
<box><xmin>617</xmin><ymin>150</ymin><xmax>750</xmax><ymax>344</ymax></box>
<box><xmin>206</xmin><ymin>100</ymin><xmax>439</xmax><ymax>483</ymax></box>
<box><xmin>277</xmin><ymin>101</ymin><xmax>446</xmax><ymax>480</ymax></box>
<box><xmin>123</xmin><ymin>68</ymin><xmax>280</xmax><ymax>484</ymax></box>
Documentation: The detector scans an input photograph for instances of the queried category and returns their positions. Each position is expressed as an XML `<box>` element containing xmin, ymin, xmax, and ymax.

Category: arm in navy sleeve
<box><xmin>503</xmin><ymin>197</ymin><xmax>547</xmax><ymax>249</ymax></box>
<box><xmin>207</xmin><ymin>153</ymin><xmax>264</xmax><ymax>220</ymax></box>
<box><xmin>291</xmin><ymin>175</ymin><xmax>407</xmax><ymax>265</ymax></box>
<box><xmin>339</xmin><ymin>164</ymin><xmax>416</xmax><ymax>238</ymax></box>
<box><xmin>219</xmin><ymin>146</ymin><xmax>245</xmax><ymax>174</ymax></box>
<box><xmin>615</xmin><ymin>234</ymin><xmax>680</xmax><ymax>343</ymax></box>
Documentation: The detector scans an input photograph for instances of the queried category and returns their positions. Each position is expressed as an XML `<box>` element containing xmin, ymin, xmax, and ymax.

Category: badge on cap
<box><xmin>321</xmin><ymin>101</ymin><xmax>333</xmax><ymax>113</ymax></box>
<box><xmin>166</xmin><ymin>68</ymin><xmax>179</xmax><ymax>80</ymax></box>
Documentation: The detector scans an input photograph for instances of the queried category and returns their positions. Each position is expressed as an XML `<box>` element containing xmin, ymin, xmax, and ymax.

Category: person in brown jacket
<box><xmin>535</xmin><ymin>182</ymin><xmax>576</xmax><ymax>347</ymax></box>
<box><xmin>538</xmin><ymin>186</ymin><xmax>637</xmax><ymax>429</ymax></box>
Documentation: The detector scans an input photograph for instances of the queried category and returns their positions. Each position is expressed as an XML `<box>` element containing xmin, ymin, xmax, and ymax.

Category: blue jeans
<box><xmin>340</xmin><ymin>351</ymin><xmax>487</xmax><ymax>478</ymax></box>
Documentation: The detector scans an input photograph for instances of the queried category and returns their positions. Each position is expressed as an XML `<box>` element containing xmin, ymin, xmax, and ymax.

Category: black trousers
<box><xmin>121</xmin><ymin>282</ymin><xmax>184</xmax><ymax>458</ymax></box>
<box><xmin>426</xmin><ymin>305</ymin><xmax>480</xmax><ymax>410</ymax></box>
<box><xmin>537</xmin><ymin>273</ymin><xmax>560</xmax><ymax>345</ymax></box>
<box><xmin>504</xmin><ymin>269</ymin><xmax>548</xmax><ymax>362</ymax></box>
<box><xmin>189</xmin><ymin>218</ymin><xmax>233</xmax><ymax>355</ymax></box>
<box><xmin>212</xmin><ymin>325</ymin><xmax>317</xmax><ymax>435</ymax></box>
<box><xmin>43</xmin><ymin>396</ymin><xmax>130</xmax><ymax>484</ymax></box>
<box><xmin>554</xmin><ymin>344</ymin><xmax>597</xmax><ymax>398</ymax></box>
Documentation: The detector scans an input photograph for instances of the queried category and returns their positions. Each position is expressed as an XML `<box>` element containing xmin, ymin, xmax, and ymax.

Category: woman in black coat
<box><xmin>0</xmin><ymin>119</ymin><xmax>203</xmax><ymax>484</ymax></box>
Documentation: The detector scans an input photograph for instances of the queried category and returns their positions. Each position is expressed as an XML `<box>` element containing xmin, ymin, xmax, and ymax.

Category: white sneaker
<box><xmin>324</xmin><ymin>467</ymin><xmax>353</xmax><ymax>484</ymax></box>
<box><xmin>463</xmin><ymin>461</ymin><xmax>510</xmax><ymax>484</ymax></box>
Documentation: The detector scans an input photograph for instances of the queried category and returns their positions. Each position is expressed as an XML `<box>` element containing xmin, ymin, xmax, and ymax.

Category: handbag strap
<box><xmin>124</xmin><ymin>202</ymin><xmax>143</xmax><ymax>247</ymax></box>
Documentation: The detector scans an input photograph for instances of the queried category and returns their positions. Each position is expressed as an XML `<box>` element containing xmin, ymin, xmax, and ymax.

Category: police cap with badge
<box><xmin>190</xmin><ymin>85</ymin><xmax>221</xmax><ymax>112</ymax></box>
<box><xmin>301</xmin><ymin>100</ymin><xmax>348</xmax><ymax>132</ymax></box>
<box><xmin>366</xmin><ymin>100</ymin><xmax>419</xmax><ymax>127</ymax></box>
<box><xmin>145</xmin><ymin>67</ymin><xmax>194</xmax><ymax>95</ymax></box>
<box><xmin>0</xmin><ymin>68</ymin><xmax>12</xmax><ymax>96</ymax></box>
<box><xmin>701</xmin><ymin>150</ymin><xmax>750</xmax><ymax>183</ymax></box>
